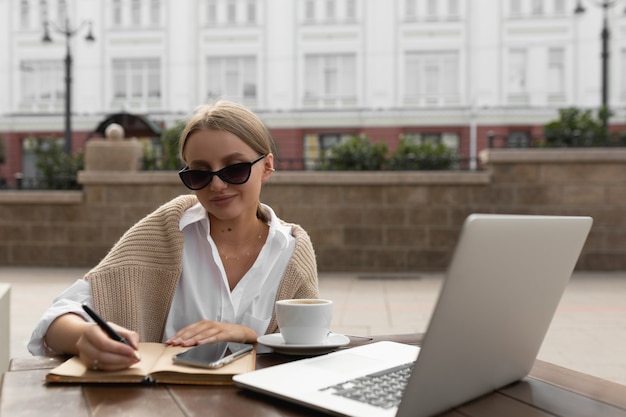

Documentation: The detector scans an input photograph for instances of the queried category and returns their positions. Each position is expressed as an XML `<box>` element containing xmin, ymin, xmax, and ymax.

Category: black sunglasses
<box><xmin>179</xmin><ymin>154</ymin><xmax>267</xmax><ymax>190</ymax></box>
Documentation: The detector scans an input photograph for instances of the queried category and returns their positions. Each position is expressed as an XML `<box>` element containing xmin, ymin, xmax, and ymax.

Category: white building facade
<box><xmin>1</xmin><ymin>0</ymin><xmax>625</xmax><ymax>180</ymax></box>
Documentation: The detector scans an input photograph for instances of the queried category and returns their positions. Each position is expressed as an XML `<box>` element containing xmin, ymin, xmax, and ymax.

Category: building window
<box><xmin>506</xmin><ymin>131</ymin><xmax>530</xmax><ymax>148</ymax></box>
<box><xmin>227</xmin><ymin>0</ymin><xmax>237</xmax><ymax>24</ymax></box>
<box><xmin>246</xmin><ymin>0</ymin><xmax>257</xmax><ymax>24</ymax></box>
<box><xmin>130</xmin><ymin>61</ymin><xmax>143</xmax><ymax>98</ymax></box>
<box><xmin>39</xmin><ymin>0</ymin><xmax>48</xmax><ymax>24</ymax></box>
<box><xmin>510</xmin><ymin>0</ymin><xmax>522</xmax><ymax>16</ymax></box>
<box><xmin>303</xmin><ymin>0</ymin><xmax>357</xmax><ymax>23</ymax></box>
<box><xmin>19</xmin><ymin>60</ymin><xmax>64</xmax><ymax>110</ymax></box>
<box><xmin>146</xmin><ymin>60</ymin><xmax>160</xmax><ymax>98</ymax></box>
<box><xmin>22</xmin><ymin>137</ymin><xmax>66</xmax><ymax>182</ymax></box>
<box><xmin>448</xmin><ymin>0</ymin><xmax>459</xmax><ymax>18</ymax></box>
<box><xmin>507</xmin><ymin>48</ymin><xmax>528</xmax><ymax>104</ymax></box>
<box><xmin>426</xmin><ymin>0</ymin><xmax>437</xmax><ymax>19</ymax></box>
<box><xmin>509</xmin><ymin>0</ymin><xmax>565</xmax><ymax>17</ymax></box>
<box><xmin>305</xmin><ymin>0</ymin><xmax>315</xmax><ymax>22</ymax></box>
<box><xmin>150</xmin><ymin>0</ymin><xmax>161</xmax><ymax>26</ymax></box>
<box><xmin>405</xmin><ymin>0</ymin><xmax>417</xmax><ymax>21</ymax></box>
<box><xmin>403</xmin><ymin>0</ymin><xmax>461</xmax><ymax>23</ymax></box>
<box><xmin>20</xmin><ymin>0</ymin><xmax>30</xmax><ymax>28</ymax></box>
<box><xmin>131</xmin><ymin>0</ymin><xmax>141</xmax><ymax>25</ymax></box>
<box><xmin>112</xmin><ymin>58</ymin><xmax>162</xmax><ymax>109</ymax></box>
<box><xmin>304</xmin><ymin>53</ymin><xmax>357</xmax><ymax>108</ymax></box>
<box><xmin>207</xmin><ymin>0</ymin><xmax>217</xmax><ymax>24</ymax></box>
<box><xmin>404</xmin><ymin>51</ymin><xmax>460</xmax><ymax>106</ymax></box>
<box><xmin>109</xmin><ymin>0</ymin><xmax>163</xmax><ymax>28</ymax></box>
<box><xmin>56</xmin><ymin>0</ymin><xmax>66</xmax><ymax>23</ymax></box>
<box><xmin>402</xmin><ymin>132</ymin><xmax>459</xmax><ymax>152</ymax></box>
<box><xmin>325</xmin><ymin>0</ymin><xmax>336</xmax><ymax>20</ymax></box>
<box><xmin>206</xmin><ymin>56</ymin><xmax>257</xmax><ymax>104</ymax></box>
<box><xmin>548</xmin><ymin>48</ymin><xmax>565</xmax><ymax>103</ymax></box>
<box><xmin>201</xmin><ymin>0</ymin><xmax>258</xmax><ymax>26</ymax></box>
<box><xmin>346</xmin><ymin>0</ymin><xmax>356</xmax><ymax>20</ymax></box>
<box><xmin>554</xmin><ymin>0</ymin><xmax>566</xmax><ymax>15</ymax></box>
<box><xmin>303</xmin><ymin>132</ymin><xmax>353</xmax><ymax>170</ymax></box>
<box><xmin>112</xmin><ymin>0</ymin><xmax>122</xmax><ymax>26</ymax></box>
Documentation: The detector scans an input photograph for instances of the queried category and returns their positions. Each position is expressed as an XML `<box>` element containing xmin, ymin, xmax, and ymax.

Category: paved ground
<box><xmin>2</xmin><ymin>267</ymin><xmax>625</xmax><ymax>386</ymax></box>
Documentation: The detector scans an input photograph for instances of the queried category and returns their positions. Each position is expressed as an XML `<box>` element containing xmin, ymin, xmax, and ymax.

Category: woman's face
<box><xmin>182</xmin><ymin>129</ymin><xmax>273</xmax><ymax>223</ymax></box>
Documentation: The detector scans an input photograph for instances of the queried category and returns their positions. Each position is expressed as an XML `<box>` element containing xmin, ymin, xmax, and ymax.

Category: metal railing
<box><xmin>274</xmin><ymin>156</ymin><xmax>480</xmax><ymax>172</ymax></box>
<box><xmin>488</xmin><ymin>132</ymin><xmax>626</xmax><ymax>149</ymax></box>
<box><xmin>1</xmin><ymin>175</ymin><xmax>81</xmax><ymax>190</ymax></box>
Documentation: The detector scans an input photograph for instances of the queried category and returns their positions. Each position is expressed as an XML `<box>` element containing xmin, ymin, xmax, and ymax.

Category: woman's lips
<box><xmin>210</xmin><ymin>194</ymin><xmax>237</xmax><ymax>205</ymax></box>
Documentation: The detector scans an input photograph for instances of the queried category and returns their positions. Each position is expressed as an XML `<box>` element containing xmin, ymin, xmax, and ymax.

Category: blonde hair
<box><xmin>179</xmin><ymin>100</ymin><xmax>275</xmax><ymax>165</ymax></box>
<box><xmin>178</xmin><ymin>100</ymin><xmax>275</xmax><ymax>222</ymax></box>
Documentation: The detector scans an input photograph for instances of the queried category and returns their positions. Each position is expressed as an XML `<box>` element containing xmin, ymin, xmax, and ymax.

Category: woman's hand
<box><xmin>76</xmin><ymin>322</ymin><xmax>141</xmax><ymax>372</ymax></box>
<box><xmin>166</xmin><ymin>321</ymin><xmax>258</xmax><ymax>346</ymax></box>
<box><xmin>45</xmin><ymin>313</ymin><xmax>141</xmax><ymax>372</ymax></box>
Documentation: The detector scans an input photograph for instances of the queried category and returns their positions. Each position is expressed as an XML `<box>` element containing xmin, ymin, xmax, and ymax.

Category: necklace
<box><xmin>215</xmin><ymin>222</ymin><xmax>264</xmax><ymax>262</ymax></box>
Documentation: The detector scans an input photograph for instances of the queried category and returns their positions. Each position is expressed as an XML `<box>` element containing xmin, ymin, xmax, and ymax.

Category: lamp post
<box><xmin>574</xmin><ymin>0</ymin><xmax>622</xmax><ymax>140</ymax></box>
<box><xmin>42</xmin><ymin>18</ymin><xmax>95</xmax><ymax>155</ymax></box>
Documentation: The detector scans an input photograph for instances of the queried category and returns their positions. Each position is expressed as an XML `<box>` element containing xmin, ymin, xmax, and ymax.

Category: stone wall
<box><xmin>0</xmin><ymin>149</ymin><xmax>625</xmax><ymax>271</ymax></box>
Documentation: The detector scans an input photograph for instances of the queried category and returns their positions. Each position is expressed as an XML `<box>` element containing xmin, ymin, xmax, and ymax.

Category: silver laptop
<box><xmin>234</xmin><ymin>214</ymin><xmax>593</xmax><ymax>417</ymax></box>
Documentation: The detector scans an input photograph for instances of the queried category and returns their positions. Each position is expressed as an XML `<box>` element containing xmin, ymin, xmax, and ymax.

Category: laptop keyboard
<box><xmin>320</xmin><ymin>362</ymin><xmax>415</xmax><ymax>409</ymax></box>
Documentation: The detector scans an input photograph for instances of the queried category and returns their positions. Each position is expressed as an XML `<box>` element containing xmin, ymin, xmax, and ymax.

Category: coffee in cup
<box><xmin>275</xmin><ymin>299</ymin><xmax>333</xmax><ymax>345</ymax></box>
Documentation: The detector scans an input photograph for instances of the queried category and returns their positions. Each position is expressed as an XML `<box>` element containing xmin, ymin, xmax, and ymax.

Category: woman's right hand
<box><xmin>45</xmin><ymin>313</ymin><xmax>140</xmax><ymax>372</ymax></box>
<box><xmin>76</xmin><ymin>322</ymin><xmax>141</xmax><ymax>371</ymax></box>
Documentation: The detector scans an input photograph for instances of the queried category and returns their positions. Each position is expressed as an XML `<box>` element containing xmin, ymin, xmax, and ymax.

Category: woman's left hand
<box><xmin>165</xmin><ymin>320</ymin><xmax>258</xmax><ymax>346</ymax></box>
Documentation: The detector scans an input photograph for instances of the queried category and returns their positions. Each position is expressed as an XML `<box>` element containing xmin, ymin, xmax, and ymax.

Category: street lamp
<box><xmin>42</xmin><ymin>18</ymin><xmax>95</xmax><ymax>155</ymax></box>
<box><xmin>574</xmin><ymin>0</ymin><xmax>625</xmax><ymax>140</ymax></box>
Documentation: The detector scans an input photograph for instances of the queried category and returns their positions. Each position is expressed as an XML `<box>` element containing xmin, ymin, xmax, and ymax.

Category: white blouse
<box><xmin>28</xmin><ymin>203</ymin><xmax>295</xmax><ymax>356</ymax></box>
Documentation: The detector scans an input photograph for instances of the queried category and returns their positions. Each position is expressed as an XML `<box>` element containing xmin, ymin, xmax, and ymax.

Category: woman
<box><xmin>28</xmin><ymin>100</ymin><xmax>319</xmax><ymax>371</ymax></box>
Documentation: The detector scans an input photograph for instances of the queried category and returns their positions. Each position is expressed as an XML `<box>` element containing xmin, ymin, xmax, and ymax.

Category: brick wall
<box><xmin>0</xmin><ymin>149</ymin><xmax>625</xmax><ymax>271</ymax></box>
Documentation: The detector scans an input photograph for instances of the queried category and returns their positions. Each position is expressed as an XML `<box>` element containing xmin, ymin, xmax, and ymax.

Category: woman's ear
<box><xmin>261</xmin><ymin>153</ymin><xmax>275</xmax><ymax>182</ymax></box>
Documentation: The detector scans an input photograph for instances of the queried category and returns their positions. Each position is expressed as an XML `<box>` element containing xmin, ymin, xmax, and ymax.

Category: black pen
<box><xmin>82</xmin><ymin>304</ymin><xmax>141</xmax><ymax>360</ymax></box>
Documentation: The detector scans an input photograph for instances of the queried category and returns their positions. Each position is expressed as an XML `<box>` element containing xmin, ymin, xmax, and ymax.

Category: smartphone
<box><xmin>172</xmin><ymin>342</ymin><xmax>253</xmax><ymax>369</ymax></box>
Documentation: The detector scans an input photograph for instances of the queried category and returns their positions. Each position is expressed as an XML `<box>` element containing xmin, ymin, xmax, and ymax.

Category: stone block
<box><xmin>361</xmin><ymin>207</ymin><xmax>406</xmax><ymax>225</ymax></box>
<box><xmin>607</xmin><ymin>185</ymin><xmax>626</xmax><ymax>207</ymax></box>
<box><xmin>318</xmin><ymin>247</ymin><xmax>364</xmax><ymax>271</ymax></box>
<box><xmin>344</xmin><ymin>227</ymin><xmax>383</xmax><ymax>246</ymax></box>
<box><xmin>361</xmin><ymin>248</ymin><xmax>410</xmax><ymax>270</ymax></box>
<box><xmin>386</xmin><ymin>186</ymin><xmax>428</xmax><ymax>205</ymax></box>
<box><xmin>541</xmin><ymin>163</ymin><xmax>626</xmax><ymax>184</ymax></box>
<box><xmin>384</xmin><ymin>227</ymin><xmax>428</xmax><ymax>247</ymax></box>
<box><xmin>560</xmin><ymin>184</ymin><xmax>606</xmax><ymax>206</ymax></box>
<box><xmin>515</xmin><ymin>185</ymin><xmax>550</xmax><ymax>206</ymax></box>
<box><xmin>84</xmin><ymin>140</ymin><xmax>143</xmax><ymax>171</ymax></box>
<box><xmin>491</xmin><ymin>164</ymin><xmax>540</xmax><ymax>184</ymax></box>
<box><xmin>406</xmin><ymin>207</ymin><xmax>449</xmax><ymax>226</ymax></box>
<box><xmin>428</xmin><ymin>227</ymin><xmax>460</xmax><ymax>248</ymax></box>
<box><xmin>427</xmin><ymin>186</ymin><xmax>471</xmax><ymax>205</ymax></box>
<box><xmin>307</xmin><ymin>227</ymin><xmax>343</xmax><ymax>246</ymax></box>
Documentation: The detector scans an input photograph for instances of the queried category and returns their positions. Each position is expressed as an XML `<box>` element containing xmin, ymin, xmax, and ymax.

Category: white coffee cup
<box><xmin>275</xmin><ymin>299</ymin><xmax>333</xmax><ymax>345</ymax></box>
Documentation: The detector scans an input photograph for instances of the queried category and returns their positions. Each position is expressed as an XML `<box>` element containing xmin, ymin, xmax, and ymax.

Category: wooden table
<box><xmin>2</xmin><ymin>334</ymin><xmax>626</xmax><ymax>417</ymax></box>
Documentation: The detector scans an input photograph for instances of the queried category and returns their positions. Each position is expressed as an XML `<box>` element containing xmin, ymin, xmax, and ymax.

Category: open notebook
<box><xmin>46</xmin><ymin>342</ymin><xmax>255</xmax><ymax>385</ymax></box>
<box><xmin>234</xmin><ymin>214</ymin><xmax>593</xmax><ymax>417</ymax></box>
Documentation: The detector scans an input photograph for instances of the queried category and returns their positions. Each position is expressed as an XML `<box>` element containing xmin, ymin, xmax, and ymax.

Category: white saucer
<box><xmin>257</xmin><ymin>333</ymin><xmax>350</xmax><ymax>356</ymax></box>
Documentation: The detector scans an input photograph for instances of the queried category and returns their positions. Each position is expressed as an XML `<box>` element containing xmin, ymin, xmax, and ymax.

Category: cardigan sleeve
<box><xmin>85</xmin><ymin>194</ymin><xmax>197</xmax><ymax>342</ymax></box>
<box><xmin>265</xmin><ymin>223</ymin><xmax>319</xmax><ymax>334</ymax></box>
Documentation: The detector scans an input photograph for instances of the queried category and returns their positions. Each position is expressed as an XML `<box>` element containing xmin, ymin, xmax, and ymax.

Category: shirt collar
<box><xmin>179</xmin><ymin>202</ymin><xmax>291</xmax><ymax>247</ymax></box>
<box><xmin>179</xmin><ymin>202</ymin><xmax>208</xmax><ymax>231</ymax></box>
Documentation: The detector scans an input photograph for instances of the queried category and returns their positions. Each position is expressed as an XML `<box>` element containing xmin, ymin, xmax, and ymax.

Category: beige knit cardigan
<box><xmin>85</xmin><ymin>194</ymin><xmax>319</xmax><ymax>342</ymax></box>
